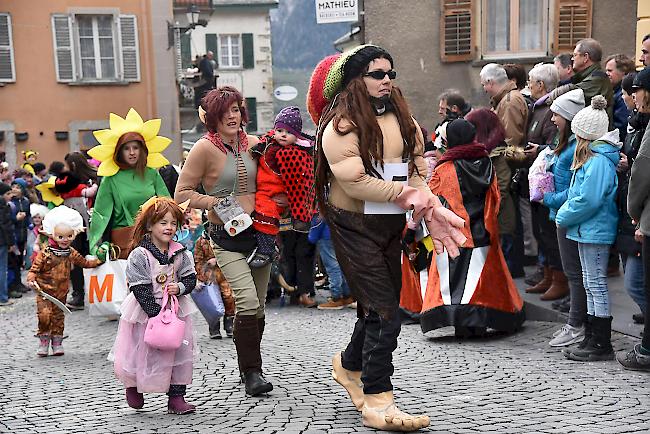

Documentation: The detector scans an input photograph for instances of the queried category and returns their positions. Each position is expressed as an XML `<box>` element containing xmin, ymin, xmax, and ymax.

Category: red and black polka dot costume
<box><xmin>252</xmin><ymin>132</ymin><xmax>315</xmax><ymax>235</ymax></box>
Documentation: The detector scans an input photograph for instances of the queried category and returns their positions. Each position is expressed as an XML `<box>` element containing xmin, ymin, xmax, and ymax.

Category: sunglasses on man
<box><xmin>364</xmin><ymin>70</ymin><xmax>397</xmax><ymax>80</ymax></box>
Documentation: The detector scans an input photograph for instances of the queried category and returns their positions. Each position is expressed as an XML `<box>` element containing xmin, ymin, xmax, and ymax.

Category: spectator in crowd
<box><xmin>8</xmin><ymin>178</ymin><xmax>31</xmax><ymax>297</ymax></box>
<box><xmin>605</xmin><ymin>54</ymin><xmax>636</xmax><ymax>141</ymax></box>
<box><xmin>480</xmin><ymin>62</ymin><xmax>529</xmax><ymax>277</ymax></box>
<box><xmin>48</xmin><ymin>161</ymin><xmax>65</xmax><ymax>178</ymax></box>
<box><xmin>31</xmin><ymin>162</ymin><xmax>47</xmax><ymax>184</ymax></box>
<box><xmin>616</xmin><ymin>71</ymin><xmax>647</xmax><ymax>329</ymax></box>
<box><xmin>195</xmin><ymin>51</ymin><xmax>216</xmax><ymax>109</ymax></box>
<box><xmin>436</xmin><ymin>89</ymin><xmax>471</xmax><ymax>129</ymax></box>
<box><xmin>554</xmin><ymin>53</ymin><xmax>575</xmax><ymax>85</ymax></box>
<box><xmin>551</xmin><ymin>38</ymin><xmax>613</xmax><ymax>121</ymax></box>
<box><xmin>619</xmin><ymin>67</ymin><xmax>650</xmax><ymax>371</ymax></box>
<box><xmin>544</xmin><ymin>89</ymin><xmax>587</xmax><ymax>347</ymax></box>
<box><xmin>0</xmin><ymin>183</ymin><xmax>16</xmax><ymax>306</ymax></box>
<box><xmin>525</xmin><ymin>64</ymin><xmax>569</xmax><ymax>301</ymax></box>
<box><xmin>640</xmin><ymin>34</ymin><xmax>650</xmax><ymax>67</ymax></box>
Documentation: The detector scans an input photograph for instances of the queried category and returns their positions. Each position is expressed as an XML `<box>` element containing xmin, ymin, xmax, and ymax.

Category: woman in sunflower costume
<box><xmin>87</xmin><ymin>109</ymin><xmax>171</xmax><ymax>259</ymax></box>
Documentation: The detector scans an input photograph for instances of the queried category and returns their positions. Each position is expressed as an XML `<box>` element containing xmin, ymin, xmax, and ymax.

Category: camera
<box><xmin>214</xmin><ymin>195</ymin><xmax>252</xmax><ymax>237</ymax></box>
<box><xmin>224</xmin><ymin>213</ymin><xmax>253</xmax><ymax>236</ymax></box>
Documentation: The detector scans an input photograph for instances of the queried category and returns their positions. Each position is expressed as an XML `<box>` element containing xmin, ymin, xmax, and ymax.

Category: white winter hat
<box><xmin>550</xmin><ymin>88</ymin><xmax>585</xmax><ymax>121</ymax></box>
<box><xmin>42</xmin><ymin>205</ymin><xmax>84</xmax><ymax>236</ymax></box>
<box><xmin>30</xmin><ymin>203</ymin><xmax>49</xmax><ymax>219</ymax></box>
<box><xmin>571</xmin><ymin>95</ymin><xmax>609</xmax><ymax>140</ymax></box>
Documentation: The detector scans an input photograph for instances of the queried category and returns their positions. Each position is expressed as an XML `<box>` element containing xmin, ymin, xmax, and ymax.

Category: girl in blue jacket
<box><xmin>556</xmin><ymin>96</ymin><xmax>620</xmax><ymax>362</ymax></box>
<box><xmin>543</xmin><ymin>89</ymin><xmax>587</xmax><ymax>348</ymax></box>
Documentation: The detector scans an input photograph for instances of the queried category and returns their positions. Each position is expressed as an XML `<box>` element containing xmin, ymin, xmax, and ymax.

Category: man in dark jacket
<box><xmin>0</xmin><ymin>183</ymin><xmax>16</xmax><ymax>305</ymax></box>
<box><xmin>551</xmin><ymin>38</ymin><xmax>614</xmax><ymax>123</ymax></box>
<box><xmin>606</xmin><ymin>54</ymin><xmax>636</xmax><ymax>142</ymax></box>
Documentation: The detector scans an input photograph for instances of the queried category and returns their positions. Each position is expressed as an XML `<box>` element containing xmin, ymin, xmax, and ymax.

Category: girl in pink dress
<box><xmin>109</xmin><ymin>197</ymin><xmax>199</xmax><ymax>414</ymax></box>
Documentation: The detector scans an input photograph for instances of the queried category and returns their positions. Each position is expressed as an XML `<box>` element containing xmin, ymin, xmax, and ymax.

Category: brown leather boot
<box><xmin>540</xmin><ymin>270</ymin><xmax>569</xmax><ymax>301</ymax></box>
<box><xmin>525</xmin><ymin>266</ymin><xmax>551</xmax><ymax>293</ymax></box>
<box><xmin>233</xmin><ymin>315</ymin><xmax>273</xmax><ymax>396</ymax></box>
<box><xmin>299</xmin><ymin>293</ymin><xmax>317</xmax><ymax>308</ymax></box>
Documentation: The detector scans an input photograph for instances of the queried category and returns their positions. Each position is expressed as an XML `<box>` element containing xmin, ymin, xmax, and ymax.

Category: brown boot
<box><xmin>540</xmin><ymin>270</ymin><xmax>569</xmax><ymax>301</ymax></box>
<box><xmin>233</xmin><ymin>315</ymin><xmax>273</xmax><ymax>396</ymax></box>
<box><xmin>299</xmin><ymin>293</ymin><xmax>317</xmax><ymax>308</ymax></box>
<box><xmin>331</xmin><ymin>352</ymin><xmax>364</xmax><ymax>411</ymax></box>
<box><xmin>525</xmin><ymin>266</ymin><xmax>551</xmax><ymax>293</ymax></box>
<box><xmin>362</xmin><ymin>391</ymin><xmax>430</xmax><ymax>432</ymax></box>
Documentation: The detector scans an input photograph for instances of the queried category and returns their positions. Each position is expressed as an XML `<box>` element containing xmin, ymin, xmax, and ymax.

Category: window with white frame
<box><xmin>77</xmin><ymin>15</ymin><xmax>116</xmax><ymax>79</ymax></box>
<box><xmin>51</xmin><ymin>13</ymin><xmax>140</xmax><ymax>83</ymax></box>
<box><xmin>482</xmin><ymin>0</ymin><xmax>549</xmax><ymax>58</ymax></box>
<box><xmin>0</xmin><ymin>13</ymin><xmax>15</xmax><ymax>82</ymax></box>
<box><xmin>219</xmin><ymin>34</ymin><xmax>241</xmax><ymax>68</ymax></box>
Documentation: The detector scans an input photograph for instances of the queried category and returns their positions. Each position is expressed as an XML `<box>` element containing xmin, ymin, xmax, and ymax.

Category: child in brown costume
<box><xmin>194</xmin><ymin>231</ymin><xmax>235</xmax><ymax>338</ymax></box>
<box><xmin>27</xmin><ymin>205</ymin><xmax>101</xmax><ymax>356</ymax></box>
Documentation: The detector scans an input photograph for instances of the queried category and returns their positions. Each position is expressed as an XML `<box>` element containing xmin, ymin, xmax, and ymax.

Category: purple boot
<box><xmin>125</xmin><ymin>387</ymin><xmax>144</xmax><ymax>409</ymax></box>
<box><xmin>167</xmin><ymin>396</ymin><xmax>196</xmax><ymax>414</ymax></box>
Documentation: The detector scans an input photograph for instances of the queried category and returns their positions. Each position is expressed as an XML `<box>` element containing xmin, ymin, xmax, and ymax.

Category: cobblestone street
<box><xmin>1</xmin><ymin>293</ymin><xmax>649</xmax><ymax>434</ymax></box>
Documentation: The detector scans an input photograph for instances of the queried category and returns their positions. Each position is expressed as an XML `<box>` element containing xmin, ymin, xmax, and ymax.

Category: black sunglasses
<box><xmin>364</xmin><ymin>70</ymin><xmax>397</xmax><ymax>80</ymax></box>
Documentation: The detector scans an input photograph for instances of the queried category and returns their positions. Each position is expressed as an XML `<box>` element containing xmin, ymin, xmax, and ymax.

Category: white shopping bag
<box><xmin>84</xmin><ymin>259</ymin><xmax>128</xmax><ymax>317</ymax></box>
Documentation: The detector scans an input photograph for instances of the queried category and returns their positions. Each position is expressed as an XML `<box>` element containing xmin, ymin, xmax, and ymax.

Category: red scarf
<box><xmin>436</xmin><ymin>141</ymin><xmax>489</xmax><ymax>167</ymax></box>
<box><xmin>203</xmin><ymin>130</ymin><xmax>249</xmax><ymax>154</ymax></box>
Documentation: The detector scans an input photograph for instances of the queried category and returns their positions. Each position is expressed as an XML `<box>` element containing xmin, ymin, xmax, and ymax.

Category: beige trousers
<box><xmin>211</xmin><ymin>243</ymin><xmax>271</xmax><ymax>318</ymax></box>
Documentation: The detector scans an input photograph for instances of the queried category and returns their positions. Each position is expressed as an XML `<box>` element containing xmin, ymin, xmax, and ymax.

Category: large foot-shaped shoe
<box><xmin>362</xmin><ymin>391</ymin><xmax>430</xmax><ymax>432</ymax></box>
<box><xmin>125</xmin><ymin>387</ymin><xmax>144</xmax><ymax>409</ymax></box>
<box><xmin>331</xmin><ymin>352</ymin><xmax>364</xmax><ymax>411</ymax></box>
<box><xmin>167</xmin><ymin>396</ymin><xmax>196</xmax><ymax>414</ymax></box>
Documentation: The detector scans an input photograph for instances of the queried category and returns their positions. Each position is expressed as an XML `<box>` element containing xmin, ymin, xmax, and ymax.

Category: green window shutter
<box><xmin>205</xmin><ymin>33</ymin><xmax>218</xmax><ymax>59</ymax></box>
<box><xmin>246</xmin><ymin>97</ymin><xmax>257</xmax><ymax>133</ymax></box>
<box><xmin>181</xmin><ymin>33</ymin><xmax>191</xmax><ymax>69</ymax></box>
<box><xmin>242</xmin><ymin>33</ymin><xmax>254</xmax><ymax>69</ymax></box>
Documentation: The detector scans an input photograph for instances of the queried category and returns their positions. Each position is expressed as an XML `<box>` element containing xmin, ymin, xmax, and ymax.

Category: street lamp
<box><xmin>167</xmin><ymin>3</ymin><xmax>208</xmax><ymax>50</ymax></box>
<box><xmin>186</xmin><ymin>4</ymin><xmax>200</xmax><ymax>27</ymax></box>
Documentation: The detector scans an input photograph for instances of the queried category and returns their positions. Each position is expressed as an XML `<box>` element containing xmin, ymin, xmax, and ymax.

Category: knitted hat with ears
<box><xmin>306</xmin><ymin>54</ymin><xmax>341</xmax><ymax>125</ymax></box>
<box><xmin>571</xmin><ymin>95</ymin><xmax>609</xmax><ymax>140</ymax></box>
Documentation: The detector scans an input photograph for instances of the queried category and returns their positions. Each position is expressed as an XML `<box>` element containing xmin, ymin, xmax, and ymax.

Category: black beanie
<box><xmin>342</xmin><ymin>45</ymin><xmax>393</xmax><ymax>88</ymax></box>
<box><xmin>445</xmin><ymin>119</ymin><xmax>476</xmax><ymax>148</ymax></box>
<box><xmin>0</xmin><ymin>182</ymin><xmax>11</xmax><ymax>196</ymax></box>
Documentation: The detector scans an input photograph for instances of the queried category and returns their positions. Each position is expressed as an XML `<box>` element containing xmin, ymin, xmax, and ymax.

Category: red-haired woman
<box><xmin>88</xmin><ymin>131</ymin><xmax>170</xmax><ymax>259</ymax></box>
<box><xmin>175</xmin><ymin>86</ymin><xmax>277</xmax><ymax>397</ymax></box>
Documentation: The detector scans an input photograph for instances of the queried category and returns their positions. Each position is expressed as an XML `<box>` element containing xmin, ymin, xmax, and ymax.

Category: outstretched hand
<box><xmin>423</xmin><ymin>196</ymin><xmax>466</xmax><ymax>258</ymax></box>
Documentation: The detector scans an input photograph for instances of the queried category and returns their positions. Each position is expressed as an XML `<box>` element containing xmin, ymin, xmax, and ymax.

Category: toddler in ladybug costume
<box><xmin>249</xmin><ymin>106</ymin><xmax>315</xmax><ymax>267</ymax></box>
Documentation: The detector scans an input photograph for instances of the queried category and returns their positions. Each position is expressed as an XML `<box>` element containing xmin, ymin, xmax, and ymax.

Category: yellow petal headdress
<box><xmin>89</xmin><ymin>108</ymin><xmax>172</xmax><ymax>177</ymax></box>
<box><xmin>36</xmin><ymin>176</ymin><xmax>64</xmax><ymax>206</ymax></box>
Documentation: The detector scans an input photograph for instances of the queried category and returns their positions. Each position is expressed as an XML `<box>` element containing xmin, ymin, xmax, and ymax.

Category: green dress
<box><xmin>88</xmin><ymin>167</ymin><xmax>170</xmax><ymax>254</ymax></box>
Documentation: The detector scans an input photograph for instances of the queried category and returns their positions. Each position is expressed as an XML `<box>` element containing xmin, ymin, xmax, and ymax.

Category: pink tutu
<box><xmin>108</xmin><ymin>293</ymin><xmax>199</xmax><ymax>393</ymax></box>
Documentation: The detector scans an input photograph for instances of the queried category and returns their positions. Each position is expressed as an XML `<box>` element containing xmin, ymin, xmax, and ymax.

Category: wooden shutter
<box><xmin>440</xmin><ymin>0</ymin><xmax>474</xmax><ymax>62</ymax></box>
<box><xmin>554</xmin><ymin>0</ymin><xmax>592</xmax><ymax>53</ymax></box>
<box><xmin>242</xmin><ymin>33</ymin><xmax>254</xmax><ymax>69</ymax></box>
<box><xmin>0</xmin><ymin>13</ymin><xmax>15</xmax><ymax>82</ymax></box>
<box><xmin>245</xmin><ymin>97</ymin><xmax>257</xmax><ymax>133</ymax></box>
<box><xmin>205</xmin><ymin>33</ymin><xmax>218</xmax><ymax>60</ymax></box>
<box><xmin>51</xmin><ymin>14</ymin><xmax>75</xmax><ymax>82</ymax></box>
<box><xmin>119</xmin><ymin>15</ymin><xmax>140</xmax><ymax>82</ymax></box>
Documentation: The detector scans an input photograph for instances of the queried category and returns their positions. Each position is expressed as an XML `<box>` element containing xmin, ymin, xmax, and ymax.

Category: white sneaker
<box><xmin>549</xmin><ymin>324</ymin><xmax>585</xmax><ymax>347</ymax></box>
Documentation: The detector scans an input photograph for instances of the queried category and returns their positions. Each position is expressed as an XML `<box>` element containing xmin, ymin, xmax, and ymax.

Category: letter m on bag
<box><xmin>89</xmin><ymin>274</ymin><xmax>114</xmax><ymax>303</ymax></box>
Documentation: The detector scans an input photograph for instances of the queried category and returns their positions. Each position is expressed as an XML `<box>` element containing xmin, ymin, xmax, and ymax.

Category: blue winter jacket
<box><xmin>613</xmin><ymin>84</ymin><xmax>630</xmax><ymax>142</ymax></box>
<box><xmin>543</xmin><ymin>134</ymin><xmax>577</xmax><ymax>221</ymax></box>
<box><xmin>556</xmin><ymin>130</ymin><xmax>621</xmax><ymax>244</ymax></box>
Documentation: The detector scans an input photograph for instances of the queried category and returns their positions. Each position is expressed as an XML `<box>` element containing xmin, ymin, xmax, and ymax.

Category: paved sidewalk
<box><xmin>0</xmin><ymin>293</ymin><xmax>648</xmax><ymax>434</ymax></box>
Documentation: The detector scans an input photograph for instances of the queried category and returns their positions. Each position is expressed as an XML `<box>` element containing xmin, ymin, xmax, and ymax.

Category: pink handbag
<box><xmin>144</xmin><ymin>290</ymin><xmax>186</xmax><ymax>351</ymax></box>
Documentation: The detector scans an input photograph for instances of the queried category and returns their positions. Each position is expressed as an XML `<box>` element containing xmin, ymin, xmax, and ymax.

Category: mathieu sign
<box><xmin>315</xmin><ymin>0</ymin><xmax>358</xmax><ymax>24</ymax></box>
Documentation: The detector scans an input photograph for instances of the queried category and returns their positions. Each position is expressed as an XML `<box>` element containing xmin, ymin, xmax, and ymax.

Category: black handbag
<box><xmin>209</xmin><ymin>224</ymin><xmax>257</xmax><ymax>254</ymax></box>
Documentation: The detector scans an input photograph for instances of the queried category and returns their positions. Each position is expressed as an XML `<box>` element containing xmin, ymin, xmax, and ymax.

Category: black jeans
<box><xmin>341</xmin><ymin>308</ymin><xmax>402</xmax><ymax>394</ymax></box>
<box><xmin>280</xmin><ymin>230</ymin><xmax>315</xmax><ymax>295</ymax></box>
<box><xmin>69</xmin><ymin>231</ymin><xmax>89</xmax><ymax>300</ymax></box>
<box><xmin>642</xmin><ymin>238</ymin><xmax>650</xmax><ymax>348</ymax></box>
<box><xmin>532</xmin><ymin>203</ymin><xmax>562</xmax><ymax>270</ymax></box>
<box><xmin>557</xmin><ymin>226</ymin><xmax>586</xmax><ymax>327</ymax></box>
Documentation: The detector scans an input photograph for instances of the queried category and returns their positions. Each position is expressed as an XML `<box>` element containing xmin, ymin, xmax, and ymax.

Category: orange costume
<box><xmin>418</xmin><ymin>154</ymin><xmax>525</xmax><ymax>333</ymax></box>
